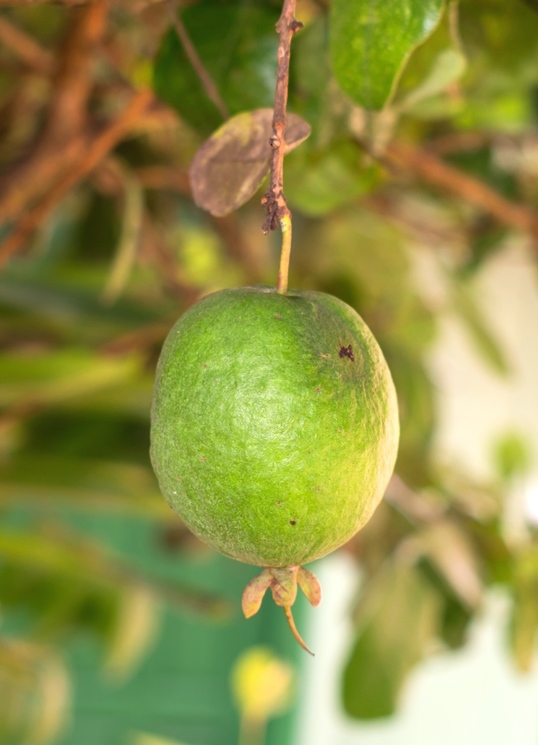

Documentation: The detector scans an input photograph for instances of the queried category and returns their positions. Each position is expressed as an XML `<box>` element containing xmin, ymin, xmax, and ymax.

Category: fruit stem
<box><xmin>283</xmin><ymin>605</ymin><xmax>314</xmax><ymax>656</ymax></box>
<box><xmin>277</xmin><ymin>213</ymin><xmax>292</xmax><ymax>294</ymax></box>
<box><xmin>262</xmin><ymin>0</ymin><xmax>302</xmax><ymax>294</ymax></box>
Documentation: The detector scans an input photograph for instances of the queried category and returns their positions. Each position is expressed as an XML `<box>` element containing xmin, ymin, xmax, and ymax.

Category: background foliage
<box><xmin>1</xmin><ymin>0</ymin><xmax>538</xmax><ymax>742</ymax></box>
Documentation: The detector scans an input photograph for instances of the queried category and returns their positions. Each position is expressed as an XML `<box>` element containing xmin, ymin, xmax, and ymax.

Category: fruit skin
<box><xmin>150</xmin><ymin>286</ymin><xmax>399</xmax><ymax>568</ymax></box>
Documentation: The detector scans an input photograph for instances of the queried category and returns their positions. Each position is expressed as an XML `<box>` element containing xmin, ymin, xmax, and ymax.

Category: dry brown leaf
<box><xmin>189</xmin><ymin>108</ymin><xmax>311</xmax><ymax>217</ymax></box>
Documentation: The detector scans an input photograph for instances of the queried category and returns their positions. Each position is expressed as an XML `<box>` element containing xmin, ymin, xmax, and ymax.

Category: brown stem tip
<box><xmin>241</xmin><ymin>566</ymin><xmax>321</xmax><ymax>655</ymax></box>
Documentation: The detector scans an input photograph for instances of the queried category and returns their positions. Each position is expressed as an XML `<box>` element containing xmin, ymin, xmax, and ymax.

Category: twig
<box><xmin>0</xmin><ymin>16</ymin><xmax>54</xmax><ymax>73</ymax></box>
<box><xmin>386</xmin><ymin>143</ymin><xmax>538</xmax><ymax>239</ymax></box>
<box><xmin>261</xmin><ymin>0</ymin><xmax>302</xmax><ymax>294</ymax></box>
<box><xmin>165</xmin><ymin>0</ymin><xmax>229</xmax><ymax>120</ymax></box>
<box><xmin>0</xmin><ymin>89</ymin><xmax>153</xmax><ymax>268</ymax></box>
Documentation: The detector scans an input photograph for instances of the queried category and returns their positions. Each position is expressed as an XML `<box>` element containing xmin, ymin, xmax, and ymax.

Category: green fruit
<box><xmin>150</xmin><ymin>285</ymin><xmax>399</xmax><ymax>651</ymax></box>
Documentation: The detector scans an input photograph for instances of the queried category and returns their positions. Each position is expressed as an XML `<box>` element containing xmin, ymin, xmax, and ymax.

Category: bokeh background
<box><xmin>1</xmin><ymin>1</ymin><xmax>538</xmax><ymax>744</ymax></box>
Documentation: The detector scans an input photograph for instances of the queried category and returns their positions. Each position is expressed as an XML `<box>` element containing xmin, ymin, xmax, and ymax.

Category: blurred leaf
<box><xmin>0</xmin><ymin>638</ymin><xmax>69</xmax><ymax>745</ymax></box>
<box><xmin>399</xmin><ymin>48</ymin><xmax>465</xmax><ymax>112</ymax></box>
<box><xmin>330</xmin><ymin>0</ymin><xmax>445</xmax><ymax>110</ymax></box>
<box><xmin>189</xmin><ymin>109</ymin><xmax>311</xmax><ymax>217</ymax></box>
<box><xmin>0</xmin><ymin>453</ymin><xmax>166</xmax><ymax>517</ymax></box>
<box><xmin>450</xmin><ymin>276</ymin><xmax>510</xmax><ymax>375</ymax></box>
<box><xmin>0</xmin><ymin>348</ymin><xmax>142</xmax><ymax>409</ymax></box>
<box><xmin>389</xmin><ymin>350</ymin><xmax>436</xmax><ymax>485</ymax></box>
<box><xmin>419</xmin><ymin>520</ymin><xmax>483</xmax><ymax>609</ymax></box>
<box><xmin>509</xmin><ymin>547</ymin><xmax>538</xmax><ymax>672</ymax></box>
<box><xmin>285</xmin><ymin>140</ymin><xmax>379</xmax><ymax>216</ymax></box>
<box><xmin>393</xmin><ymin>1</ymin><xmax>466</xmax><ymax>114</ymax></box>
<box><xmin>0</xmin><ymin>275</ymin><xmax>161</xmax><ymax>337</ymax></box>
<box><xmin>0</xmin><ymin>526</ymin><xmax>230</xmax><ymax>620</ymax></box>
<box><xmin>438</xmin><ymin>594</ymin><xmax>473</xmax><ymax>650</ymax></box>
<box><xmin>492</xmin><ymin>431</ymin><xmax>532</xmax><ymax>482</ymax></box>
<box><xmin>153</xmin><ymin>2</ymin><xmax>279</xmax><ymax>134</ymax></box>
<box><xmin>104</xmin><ymin>584</ymin><xmax>158</xmax><ymax>679</ymax></box>
<box><xmin>342</xmin><ymin>560</ymin><xmax>440</xmax><ymax>719</ymax></box>
<box><xmin>102</xmin><ymin>166</ymin><xmax>144</xmax><ymax>305</ymax></box>
<box><xmin>460</xmin><ymin>0</ymin><xmax>538</xmax><ymax>81</ymax></box>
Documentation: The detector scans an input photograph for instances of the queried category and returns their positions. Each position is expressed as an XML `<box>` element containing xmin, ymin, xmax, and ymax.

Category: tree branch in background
<box><xmin>165</xmin><ymin>0</ymin><xmax>229</xmax><ymax>120</ymax></box>
<box><xmin>0</xmin><ymin>89</ymin><xmax>153</xmax><ymax>268</ymax></box>
<box><xmin>0</xmin><ymin>0</ymin><xmax>108</xmax><ymax>223</ymax></box>
<box><xmin>42</xmin><ymin>0</ymin><xmax>108</xmax><ymax>144</ymax></box>
<box><xmin>386</xmin><ymin>142</ymin><xmax>538</xmax><ymax>240</ymax></box>
<box><xmin>0</xmin><ymin>15</ymin><xmax>53</xmax><ymax>73</ymax></box>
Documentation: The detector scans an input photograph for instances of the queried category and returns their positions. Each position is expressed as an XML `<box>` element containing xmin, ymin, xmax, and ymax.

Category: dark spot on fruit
<box><xmin>202</xmin><ymin>363</ymin><xmax>207</xmax><ymax>368</ymax></box>
<box><xmin>200</xmin><ymin>456</ymin><xmax>206</xmax><ymax>462</ymax></box>
<box><xmin>315</xmin><ymin>387</ymin><xmax>322</xmax><ymax>393</ymax></box>
<box><xmin>274</xmin><ymin>313</ymin><xmax>282</xmax><ymax>319</ymax></box>
<box><xmin>339</xmin><ymin>344</ymin><xmax>355</xmax><ymax>361</ymax></box>
<box><xmin>290</xmin><ymin>519</ymin><xmax>296</xmax><ymax>526</ymax></box>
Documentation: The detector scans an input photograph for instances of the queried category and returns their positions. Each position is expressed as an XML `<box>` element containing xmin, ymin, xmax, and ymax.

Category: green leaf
<box><xmin>492</xmin><ymin>431</ymin><xmax>532</xmax><ymax>482</ymax></box>
<box><xmin>153</xmin><ymin>1</ymin><xmax>279</xmax><ymax>134</ymax></box>
<box><xmin>189</xmin><ymin>109</ymin><xmax>311</xmax><ymax>217</ymax></box>
<box><xmin>330</xmin><ymin>0</ymin><xmax>446</xmax><ymax>110</ymax></box>
<box><xmin>342</xmin><ymin>561</ymin><xmax>440</xmax><ymax>719</ymax></box>
<box><xmin>392</xmin><ymin>1</ymin><xmax>466</xmax><ymax>114</ymax></box>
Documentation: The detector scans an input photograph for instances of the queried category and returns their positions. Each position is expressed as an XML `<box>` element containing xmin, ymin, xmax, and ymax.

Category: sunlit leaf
<box><xmin>330</xmin><ymin>0</ymin><xmax>445</xmax><ymax>110</ymax></box>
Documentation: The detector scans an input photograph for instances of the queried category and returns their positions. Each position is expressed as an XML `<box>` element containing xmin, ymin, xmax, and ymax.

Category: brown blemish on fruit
<box><xmin>201</xmin><ymin>363</ymin><xmax>207</xmax><ymax>368</ymax></box>
<box><xmin>315</xmin><ymin>387</ymin><xmax>322</xmax><ymax>393</ymax></box>
<box><xmin>276</xmin><ymin>500</ymin><xmax>283</xmax><ymax>505</ymax></box>
<box><xmin>290</xmin><ymin>519</ymin><xmax>296</xmax><ymax>526</ymax></box>
<box><xmin>339</xmin><ymin>344</ymin><xmax>355</xmax><ymax>361</ymax></box>
<box><xmin>274</xmin><ymin>313</ymin><xmax>282</xmax><ymax>319</ymax></box>
<box><xmin>200</xmin><ymin>456</ymin><xmax>206</xmax><ymax>462</ymax></box>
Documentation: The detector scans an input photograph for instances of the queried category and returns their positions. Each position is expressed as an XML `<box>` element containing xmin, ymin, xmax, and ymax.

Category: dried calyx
<box><xmin>241</xmin><ymin>565</ymin><xmax>322</xmax><ymax>655</ymax></box>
